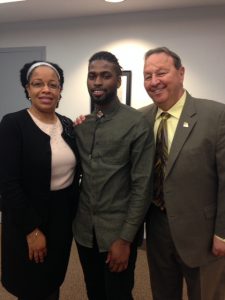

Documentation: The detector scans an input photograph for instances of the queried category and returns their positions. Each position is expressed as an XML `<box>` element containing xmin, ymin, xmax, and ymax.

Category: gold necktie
<box><xmin>153</xmin><ymin>112</ymin><xmax>171</xmax><ymax>210</ymax></box>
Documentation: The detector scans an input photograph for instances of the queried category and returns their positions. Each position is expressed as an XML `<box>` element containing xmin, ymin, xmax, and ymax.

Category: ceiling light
<box><xmin>105</xmin><ymin>0</ymin><xmax>125</xmax><ymax>3</ymax></box>
<box><xmin>0</xmin><ymin>0</ymin><xmax>26</xmax><ymax>3</ymax></box>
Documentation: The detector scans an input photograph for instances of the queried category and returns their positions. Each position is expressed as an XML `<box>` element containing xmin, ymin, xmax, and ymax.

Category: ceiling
<box><xmin>0</xmin><ymin>0</ymin><xmax>225</xmax><ymax>24</ymax></box>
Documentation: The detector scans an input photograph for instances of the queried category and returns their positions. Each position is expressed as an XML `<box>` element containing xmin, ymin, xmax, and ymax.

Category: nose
<box><xmin>94</xmin><ymin>76</ymin><xmax>103</xmax><ymax>86</ymax></box>
<box><xmin>42</xmin><ymin>83</ymin><xmax>51</xmax><ymax>91</ymax></box>
<box><xmin>151</xmin><ymin>74</ymin><xmax>160</xmax><ymax>86</ymax></box>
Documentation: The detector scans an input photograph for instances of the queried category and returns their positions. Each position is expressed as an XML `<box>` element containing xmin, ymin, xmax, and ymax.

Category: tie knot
<box><xmin>161</xmin><ymin>112</ymin><xmax>170</xmax><ymax>120</ymax></box>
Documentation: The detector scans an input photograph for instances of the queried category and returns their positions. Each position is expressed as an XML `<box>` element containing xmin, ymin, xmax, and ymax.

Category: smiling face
<box><xmin>144</xmin><ymin>52</ymin><xmax>185</xmax><ymax>111</ymax></box>
<box><xmin>26</xmin><ymin>66</ymin><xmax>61</xmax><ymax>115</ymax></box>
<box><xmin>87</xmin><ymin>59</ymin><xmax>121</xmax><ymax>106</ymax></box>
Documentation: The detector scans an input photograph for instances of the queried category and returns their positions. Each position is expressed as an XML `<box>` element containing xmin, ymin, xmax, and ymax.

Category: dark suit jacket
<box><xmin>140</xmin><ymin>92</ymin><xmax>225</xmax><ymax>268</ymax></box>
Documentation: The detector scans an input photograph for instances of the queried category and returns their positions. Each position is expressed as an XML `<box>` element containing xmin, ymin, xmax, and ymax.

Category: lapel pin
<box><xmin>183</xmin><ymin>122</ymin><xmax>189</xmax><ymax>127</ymax></box>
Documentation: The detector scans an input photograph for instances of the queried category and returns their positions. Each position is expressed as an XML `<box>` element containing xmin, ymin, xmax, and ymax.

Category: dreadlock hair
<box><xmin>144</xmin><ymin>47</ymin><xmax>182</xmax><ymax>70</ymax></box>
<box><xmin>89</xmin><ymin>51</ymin><xmax>123</xmax><ymax>76</ymax></box>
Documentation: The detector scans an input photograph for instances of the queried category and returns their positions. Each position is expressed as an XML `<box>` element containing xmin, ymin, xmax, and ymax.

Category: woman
<box><xmin>0</xmin><ymin>61</ymin><xmax>80</xmax><ymax>300</ymax></box>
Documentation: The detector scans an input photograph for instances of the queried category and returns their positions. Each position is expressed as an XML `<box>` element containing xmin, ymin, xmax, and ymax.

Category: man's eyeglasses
<box><xmin>29</xmin><ymin>81</ymin><xmax>61</xmax><ymax>90</ymax></box>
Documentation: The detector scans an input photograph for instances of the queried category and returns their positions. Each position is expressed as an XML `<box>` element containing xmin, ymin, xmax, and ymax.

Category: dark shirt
<box><xmin>73</xmin><ymin>99</ymin><xmax>154</xmax><ymax>251</ymax></box>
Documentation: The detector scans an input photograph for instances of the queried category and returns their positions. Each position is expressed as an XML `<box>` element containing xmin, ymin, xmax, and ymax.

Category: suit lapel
<box><xmin>165</xmin><ymin>94</ymin><xmax>197</xmax><ymax>178</ymax></box>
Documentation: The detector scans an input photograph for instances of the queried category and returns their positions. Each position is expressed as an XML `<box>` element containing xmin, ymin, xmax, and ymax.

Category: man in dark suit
<box><xmin>140</xmin><ymin>47</ymin><xmax>225</xmax><ymax>300</ymax></box>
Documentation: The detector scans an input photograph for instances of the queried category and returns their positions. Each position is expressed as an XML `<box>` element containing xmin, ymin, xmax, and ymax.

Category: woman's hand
<box><xmin>74</xmin><ymin>115</ymin><xmax>86</xmax><ymax>126</ymax></box>
<box><xmin>26</xmin><ymin>228</ymin><xmax>47</xmax><ymax>263</ymax></box>
<box><xmin>212</xmin><ymin>235</ymin><xmax>225</xmax><ymax>257</ymax></box>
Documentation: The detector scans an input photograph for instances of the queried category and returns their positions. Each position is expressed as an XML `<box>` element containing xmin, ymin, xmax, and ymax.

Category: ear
<box><xmin>117</xmin><ymin>76</ymin><xmax>121</xmax><ymax>89</ymax></box>
<box><xmin>179</xmin><ymin>66</ymin><xmax>185</xmax><ymax>82</ymax></box>
<box><xmin>26</xmin><ymin>84</ymin><xmax>31</xmax><ymax>97</ymax></box>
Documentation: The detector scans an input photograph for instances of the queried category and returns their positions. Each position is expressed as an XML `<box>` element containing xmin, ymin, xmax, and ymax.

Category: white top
<box><xmin>28</xmin><ymin>110</ymin><xmax>76</xmax><ymax>191</ymax></box>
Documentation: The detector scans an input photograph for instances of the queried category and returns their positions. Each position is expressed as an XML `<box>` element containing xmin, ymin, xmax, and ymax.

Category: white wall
<box><xmin>0</xmin><ymin>5</ymin><xmax>225</xmax><ymax>118</ymax></box>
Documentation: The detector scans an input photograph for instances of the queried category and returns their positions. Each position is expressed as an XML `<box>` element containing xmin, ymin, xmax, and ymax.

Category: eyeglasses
<box><xmin>29</xmin><ymin>81</ymin><xmax>61</xmax><ymax>90</ymax></box>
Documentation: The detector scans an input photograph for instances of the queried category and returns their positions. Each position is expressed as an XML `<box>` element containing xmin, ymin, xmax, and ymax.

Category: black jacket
<box><xmin>0</xmin><ymin>109</ymin><xmax>81</xmax><ymax>298</ymax></box>
<box><xmin>0</xmin><ymin>109</ymin><xmax>80</xmax><ymax>233</ymax></box>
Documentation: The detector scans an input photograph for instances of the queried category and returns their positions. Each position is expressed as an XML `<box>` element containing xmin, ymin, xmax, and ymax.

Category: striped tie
<box><xmin>153</xmin><ymin>112</ymin><xmax>171</xmax><ymax>210</ymax></box>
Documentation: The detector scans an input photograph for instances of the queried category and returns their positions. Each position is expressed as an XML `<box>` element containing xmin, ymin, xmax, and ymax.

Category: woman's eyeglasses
<box><xmin>29</xmin><ymin>81</ymin><xmax>61</xmax><ymax>90</ymax></box>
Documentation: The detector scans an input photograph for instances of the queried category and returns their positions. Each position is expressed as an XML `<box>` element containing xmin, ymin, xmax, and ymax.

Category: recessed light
<box><xmin>105</xmin><ymin>0</ymin><xmax>125</xmax><ymax>3</ymax></box>
<box><xmin>0</xmin><ymin>0</ymin><xmax>26</xmax><ymax>3</ymax></box>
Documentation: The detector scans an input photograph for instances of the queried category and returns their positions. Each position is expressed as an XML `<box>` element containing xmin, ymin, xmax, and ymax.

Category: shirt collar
<box><xmin>94</xmin><ymin>97</ymin><xmax>120</xmax><ymax>118</ymax></box>
<box><xmin>156</xmin><ymin>90</ymin><xmax>187</xmax><ymax>120</ymax></box>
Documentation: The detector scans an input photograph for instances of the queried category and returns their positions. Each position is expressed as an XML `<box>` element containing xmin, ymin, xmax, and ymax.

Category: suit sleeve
<box><xmin>214</xmin><ymin>108</ymin><xmax>225</xmax><ymax>238</ymax></box>
<box><xmin>0</xmin><ymin>115</ymin><xmax>43</xmax><ymax>234</ymax></box>
<box><xmin>119</xmin><ymin>116</ymin><xmax>154</xmax><ymax>242</ymax></box>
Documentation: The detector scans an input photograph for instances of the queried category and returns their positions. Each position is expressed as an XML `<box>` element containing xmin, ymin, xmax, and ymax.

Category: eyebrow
<box><xmin>88</xmin><ymin>70</ymin><xmax>113</xmax><ymax>76</ymax></box>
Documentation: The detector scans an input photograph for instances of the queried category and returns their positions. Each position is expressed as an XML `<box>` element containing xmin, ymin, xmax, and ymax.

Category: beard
<box><xmin>90</xmin><ymin>89</ymin><xmax>117</xmax><ymax>106</ymax></box>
